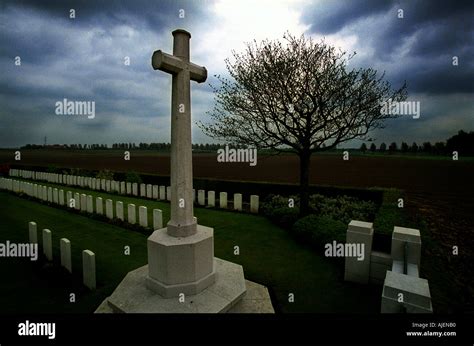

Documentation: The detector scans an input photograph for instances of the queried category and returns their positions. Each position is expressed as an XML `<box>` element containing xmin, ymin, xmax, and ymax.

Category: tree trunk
<box><xmin>299</xmin><ymin>150</ymin><xmax>311</xmax><ymax>217</ymax></box>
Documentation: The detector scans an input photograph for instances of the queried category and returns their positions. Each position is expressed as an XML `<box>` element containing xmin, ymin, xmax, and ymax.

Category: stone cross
<box><xmin>152</xmin><ymin>29</ymin><xmax>207</xmax><ymax>237</ymax></box>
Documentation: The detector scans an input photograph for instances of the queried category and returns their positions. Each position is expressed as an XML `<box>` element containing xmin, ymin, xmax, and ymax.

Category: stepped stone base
<box><xmin>95</xmin><ymin>258</ymin><xmax>274</xmax><ymax>313</ymax></box>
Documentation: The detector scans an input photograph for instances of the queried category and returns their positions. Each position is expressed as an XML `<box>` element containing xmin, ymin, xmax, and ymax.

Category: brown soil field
<box><xmin>1</xmin><ymin>149</ymin><xmax>473</xmax><ymax>311</ymax></box>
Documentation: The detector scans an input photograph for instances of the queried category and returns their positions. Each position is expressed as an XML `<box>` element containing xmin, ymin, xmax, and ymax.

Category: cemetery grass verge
<box><xmin>0</xmin><ymin>190</ymin><xmax>381</xmax><ymax>313</ymax></box>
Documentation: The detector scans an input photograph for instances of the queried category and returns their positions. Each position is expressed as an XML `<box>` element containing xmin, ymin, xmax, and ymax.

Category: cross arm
<box><xmin>152</xmin><ymin>50</ymin><xmax>207</xmax><ymax>83</ymax></box>
<box><xmin>152</xmin><ymin>50</ymin><xmax>184</xmax><ymax>74</ymax></box>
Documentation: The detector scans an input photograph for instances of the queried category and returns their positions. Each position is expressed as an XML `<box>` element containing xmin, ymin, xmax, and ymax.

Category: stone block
<box><xmin>381</xmin><ymin>270</ymin><xmax>432</xmax><ymax>313</ymax></box>
<box><xmin>87</xmin><ymin>195</ymin><xmax>94</xmax><ymax>213</ymax></box>
<box><xmin>147</xmin><ymin>184</ymin><xmax>152</xmax><ymax>198</ymax></box>
<box><xmin>344</xmin><ymin>220</ymin><xmax>373</xmax><ymax>284</ymax></box>
<box><xmin>153</xmin><ymin>185</ymin><xmax>158</xmax><ymax>199</ymax></box>
<box><xmin>391</xmin><ymin>226</ymin><xmax>421</xmax><ymax>267</ymax></box>
<box><xmin>159</xmin><ymin>186</ymin><xmax>166</xmax><ymax>200</ymax></box>
<box><xmin>146</xmin><ymin>225</ymin><xmax>215</xmax><ymax>298</ymax></box>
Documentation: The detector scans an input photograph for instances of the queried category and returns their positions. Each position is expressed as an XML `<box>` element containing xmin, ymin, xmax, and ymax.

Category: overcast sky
<box><xmin>0</xmin><ymin>0</ymin><xmax>472</xmax><ymax>148</ymax></box>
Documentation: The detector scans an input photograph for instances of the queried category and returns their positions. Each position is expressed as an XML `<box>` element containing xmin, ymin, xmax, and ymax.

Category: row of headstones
<box><xmin>9</xmin><ymin>169</ymin><xmax>259</xmax><ymax>213</ymax></box>
<box><xmin>28</xmin><ymin>221</ymin><xmax>96</xmax><ymax>290</ymax></box>
<box><xmin>0</xmin><ymin>177</ymin><xmax>163</xmax><ymax>229</ymax></box>
<box><xmin>344</xmin><ymin>220</ymin><xmax>432</xmax><ymax>313</ymax></box>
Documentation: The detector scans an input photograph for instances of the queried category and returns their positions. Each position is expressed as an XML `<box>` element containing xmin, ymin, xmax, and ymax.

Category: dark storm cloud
<box><xmin>303</xmin><ymin>0</ymin><xmax>474</xmax><ymax>95</ymax></box>
<box><xmin>303</xmin><ymin>0</ymin><xmax>394</xmax><ymax>34</ymax></box>
<box><xmin>0</xmin><ymin>0</ymin><xmax>472</xmax><ymax>148</ymax></box>
<box><xmin>0</xmin><ymin>0</ymin><xmax>208</xmax><ymax>147</ymax></box>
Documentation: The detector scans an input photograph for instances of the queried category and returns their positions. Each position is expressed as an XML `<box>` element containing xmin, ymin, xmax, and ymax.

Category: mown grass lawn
<box><xmin>0</xmin><ymin>188</ymin><xmax>381</xmax><ymax>313</ymax></box>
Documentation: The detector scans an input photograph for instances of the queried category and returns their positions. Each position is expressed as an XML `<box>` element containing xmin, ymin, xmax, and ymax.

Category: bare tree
<box><xmin>199</xmin><ymin>33</ymin><xmax>407</xmax><ymax>215</ymax></box>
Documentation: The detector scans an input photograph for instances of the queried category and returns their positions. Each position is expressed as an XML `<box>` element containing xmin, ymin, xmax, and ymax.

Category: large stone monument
<box><xmin>97</xmin><ymin>29</ymin><xmax>273</xmax><ymax>313</ymax></box>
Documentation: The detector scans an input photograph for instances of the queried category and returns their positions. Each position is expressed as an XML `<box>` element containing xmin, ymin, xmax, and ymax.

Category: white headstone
<box><xmin>250</xmin><ymin>195</ymin><xmax>259</xmax><ymax>213</ymax></box>
<box><xmin>96</xmin><ymin>197</ymin><xmax>103</xmax><ymax>215</ymax></box>
<box><xmin>219</xmin><ymin>192</ymin><xmax>227</xmax><ymax>209</ymax></box>
<box><xmin>82</xmin><ymin>250</ymin><xmax>96</xmax><ymax>290</ymax></box>
<box><xmin>42</xmin><ymin>229</ymin><xmax>53</xmax><ymax>261</ymax></box>
<box><xmin>208</xmin><ymin>191</ymin><xmax>215</xmax><ymax>207</ymax></box>
<box><xmin>198</xmin><ymin>189</ymin><xmax>205</xmax><ymax>206</ymax></box>
<box><xmin>128</xmin><ymin>203</ymin><xmax>136</xmax><ymax>224</ymax></box>
<box><xmin>28</xmin><ymin>221</ymin><xmax>37</xmax><ymax>243</ymax></box>
<box><xmin>116</xmin><ymin>201</ymin><xmax>124</xmax><ymax>221</ymax></box>
<box><xmin>139</xmin><ymin>206</ymin><xmax>148</xmax><ymax>227</ymax></box>
<box><xmin>106</xmin><ymin>199</ymin><xmax>114</xmax><ymax>219</ymax></box>
<box><xmin>159</xmin><ymin>186</ymin><xmax>166</xmax><ymax>200</ymax></box>
<box><xmin>74</xmin><ymin>192</ymin><xmax>81</xmax><ymax>210</ymax></box>
<box><xmin>60</xmin><ymin>238</ymin><xmax>72</xmax><ymax>273</ymax></box>
<box><xmin>59</xmin><ymin>189</ymin><xmax>65</xmax><ymax>205</ymax></box>
<box><xmin>80</xmin><ymin>194</ymin><xmax>87</xmax><ymax>212</ymax></box>
<box><xmin>53</xmin><ymin>188</ymin><xmax>58</xmax><ymax>204</ymax></box>
<box><xmin>132</xmin><ymin>183</ymin><xmax>138</xmax><ymax>196</ymax></box>
<box><xmin>153</xmin><ymin>209</ymin><xmax>163</xmax><ymax>230</ymax></box>
<box><xmin>234</xmin><ymin>193</ymin><xmax>242</xmax><ymax>211</ymax></box>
